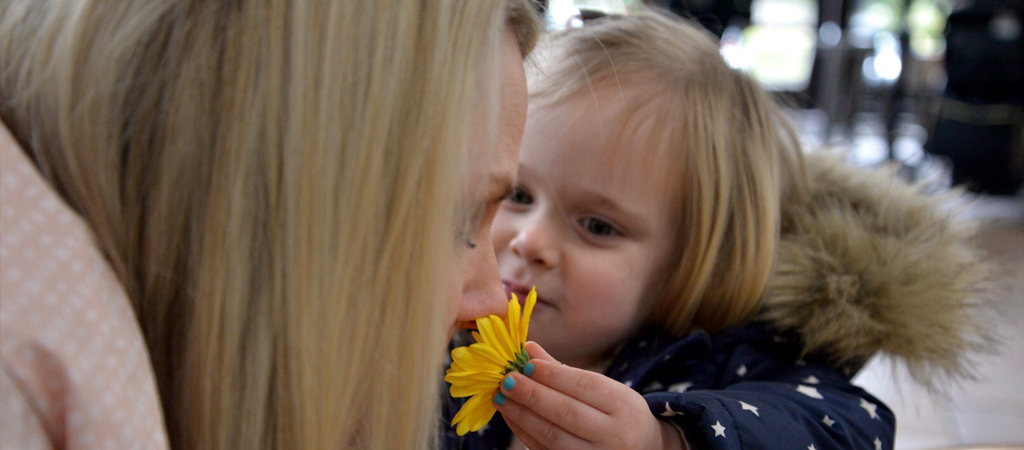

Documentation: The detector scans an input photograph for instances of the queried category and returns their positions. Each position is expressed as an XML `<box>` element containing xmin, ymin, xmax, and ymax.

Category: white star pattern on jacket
<box><xmin>712</xmin><ymin>421</ymin><xmax>726</xmax><ymax>437</ymax></box>
<box><xmin>822</xmin><ymin>415</ymin><xmax>836</xmax><ymax>427</ymax></box>
<box><xmin>668</xmin><ymin>382</ymin><xmax>693</xmax><ymax>393</ymax></box>
<box><xmin>875</xmin><ymin>436</ymin><xmax>883</xmax><ymax>450</ymax></box>
<box><xmin>796</xmin><ymin>384</ymin><xmax>824</xmax><ymax>399</ymax></box>
<box><xmin>645</xmin><ymin>381</ymin><xmax>664</xmax><ymax>392</ymax></box>
<box><xmin>661</xmin><ymin>402</ymin><xmax>683</xmax><ymax>417</ymax></box>
<box><xmin>802</xmin><ymin>375</ymin><xmax>820</xmax><ymax>384</ymax></box>
<box><xmin>736</xmin><ymin>364</ymin><xmax>747</xmax><ymax>376</ymax></box>
<box><xmin>739</xmin><ymin>401</ymin><xmax>759</xmax><ymax>417</ymax></box>
<box><xmin>860</xmin><ymin>398</ymin><xmax>879</xmax><ymax>420</ymax></box>
<box><xmin>808</xmin><ymin>444</ymin><xmax>817</xmax><ymax>450</ymax></box>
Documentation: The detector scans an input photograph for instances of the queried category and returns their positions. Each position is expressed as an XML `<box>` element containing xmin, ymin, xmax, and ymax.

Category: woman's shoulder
<box><xmin>0</xmin><ymin>123</ymin><xmax>169</xmax><ymax>450</ymax></box>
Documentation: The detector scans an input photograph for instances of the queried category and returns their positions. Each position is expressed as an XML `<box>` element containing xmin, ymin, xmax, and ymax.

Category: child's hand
<box><xmin>494</xmin><ymin>342</ymin><xmax>687</xmax><ymax>450</ymax></box>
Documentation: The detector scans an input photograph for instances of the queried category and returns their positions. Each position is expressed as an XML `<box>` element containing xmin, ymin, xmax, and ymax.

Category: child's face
<box><xmin>493</xmin><ymin>89</ymin><xmax>681</xmax><ymax>369</ymax></box>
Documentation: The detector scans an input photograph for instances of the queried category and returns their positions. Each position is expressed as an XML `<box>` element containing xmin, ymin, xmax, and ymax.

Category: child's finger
<box><xmin>524</xmin><ymin>341</ymin><xmax>559</xmax><ymax>363</ymax></box>
<box><xmin>498</xmin><ymin>393</ymin><xmax>589</xmax><ymax>450</ymax></box>
<box><xmin>523</xmin><ymin>359</ymin><xmax>626</xmax><ymax>415</ymax></box>
<box><xmin>497</xmin><ymin>372</ymin><xmax>605</xmax><ymax>440</ymax></box>
<box><xmin>505</xmin><ymin>417</ymin><xmax>554</xmax><ymax>450</ymax></box>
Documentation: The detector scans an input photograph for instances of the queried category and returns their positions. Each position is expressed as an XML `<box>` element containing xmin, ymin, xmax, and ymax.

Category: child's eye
<box><xmin>581</xmin><ymin>218</ymin><xmax>617</xmax><ymax>237</ymax></box>
<box><xmin>506</xmin><ymin>186</ymin><xmax>533</xmax><ymax>205</ymax></box>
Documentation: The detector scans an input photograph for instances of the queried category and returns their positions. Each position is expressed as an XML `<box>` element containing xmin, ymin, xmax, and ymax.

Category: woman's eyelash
<box><xmin>465</xmin><ymin>239</ymin><xmax>477</xmax><ymax>249</ymax></box>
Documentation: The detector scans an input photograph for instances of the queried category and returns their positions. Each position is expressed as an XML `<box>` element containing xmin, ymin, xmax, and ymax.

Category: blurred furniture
<box><xmin>925</xmin><ymin>0</ymin><xmax>1024</xmax><ymax>195</ymax></box>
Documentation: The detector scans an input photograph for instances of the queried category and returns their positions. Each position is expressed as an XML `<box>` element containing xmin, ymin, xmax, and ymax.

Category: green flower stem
<box><xmin>503</xmin><ymin>349</ymin><xmax>531</xmax><ymax>375</ymax></box>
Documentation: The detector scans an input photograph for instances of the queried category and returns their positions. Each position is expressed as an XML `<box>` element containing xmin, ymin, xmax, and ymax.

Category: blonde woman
<box><xmin>0</xmin><ymin>1</ymin><xmax>538</xmax><ymax>450</ymax></box>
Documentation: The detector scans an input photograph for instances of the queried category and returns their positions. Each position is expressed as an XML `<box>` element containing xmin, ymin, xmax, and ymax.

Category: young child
<box><xmin>443</xmin><ymin>8</ymin><xmax>995</xmax><ymax>450</ymax></box>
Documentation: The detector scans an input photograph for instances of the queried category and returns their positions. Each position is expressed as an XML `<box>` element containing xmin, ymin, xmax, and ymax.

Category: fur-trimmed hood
<box><xmin>758</xmin><ymin>152</ymin><xmax>997</xmax><ymax>389</ymax></box>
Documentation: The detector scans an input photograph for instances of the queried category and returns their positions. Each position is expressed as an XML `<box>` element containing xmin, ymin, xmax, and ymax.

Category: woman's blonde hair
<box><xmin>530</xmin><ymin>9</ymin><xmax>807</xmax><ymax>335</ymax></box>
<box><xmin>0</xmin><ymin>1</ymin><xmax>535</xmax><ymax>449</ymax></box>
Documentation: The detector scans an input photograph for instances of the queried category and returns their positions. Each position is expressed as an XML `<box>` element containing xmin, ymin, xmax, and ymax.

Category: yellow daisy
<box><xmin>445</xmin><ymin>287</ymin><xmax>537</xmax><ymax>436</ymax></box>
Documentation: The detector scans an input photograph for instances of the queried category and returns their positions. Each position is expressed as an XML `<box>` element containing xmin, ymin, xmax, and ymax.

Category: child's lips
<box><xmin>502</xmin><ymin>280</ymin><xmax>555</xmax><ymax>310</ymax></box>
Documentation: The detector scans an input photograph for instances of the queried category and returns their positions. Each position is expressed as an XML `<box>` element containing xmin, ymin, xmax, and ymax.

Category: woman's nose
<box><xmin>509</xmin><ymin>217</ymin><xmax>559</xmax><ymax>268</ymax></box>
<box><xmin>456</xmin><ymin>238</ymin><xmax>509</xmax><ymax>324</ymax></box>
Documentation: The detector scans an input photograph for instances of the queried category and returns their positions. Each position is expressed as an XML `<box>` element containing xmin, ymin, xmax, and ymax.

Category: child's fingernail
<box><xmin>524</xmin><ymin>362</ymin><xmax>535</xmax><ymax>377</ymax></box>
<box><xmin>503</xmin><ymin>376</ymin><xmax>515</xmax><ymax>391</ymax></box>
<box><xmin>494</xmin><ymin>392</ymin><xmax>506</xmax><ymax>405</ymax></box>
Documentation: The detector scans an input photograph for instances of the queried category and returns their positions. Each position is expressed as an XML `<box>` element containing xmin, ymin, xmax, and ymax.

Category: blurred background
<box><xmin>533</xmin><ymin>0</ymin><xmax>1023</xmax><ymax>448</ymax></box>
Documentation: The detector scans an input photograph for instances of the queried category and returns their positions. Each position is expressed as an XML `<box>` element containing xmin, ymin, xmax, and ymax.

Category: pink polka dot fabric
<box><xmin>0</xmin><ymin>123</ymin><xmax>169</xmax><ymax>450</ymax></box>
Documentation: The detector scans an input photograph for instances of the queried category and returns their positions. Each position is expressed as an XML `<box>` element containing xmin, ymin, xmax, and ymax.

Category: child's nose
<box><xmin>509</xmin><ymin>218</ymin><xmax>559</xmax><ymax>268</ymax></box>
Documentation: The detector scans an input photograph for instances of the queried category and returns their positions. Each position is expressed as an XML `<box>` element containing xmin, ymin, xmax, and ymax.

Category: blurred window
<box><xmin>729</xmin><ymin>0</ymin><xmax>819</xmax><ymax>91</ymax></box>
<box><xmin>546</xmin><ymin>0</ymin><xmax>642</xmax><ymax>29</ymax></box>
<box><xmin>850</xmin><ymin>0</ymin><xmax>951</xmax><ymax>59</ymax></box>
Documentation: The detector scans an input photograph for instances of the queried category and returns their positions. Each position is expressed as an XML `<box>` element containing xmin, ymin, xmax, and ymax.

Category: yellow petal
<box><xmin>449</xmin><ymin>358</ymin><xmax>502</xmax><ymax>376</ymax></box>
<box><xmin>466</xmin><ymin>400</ymin><xmax>498</xmax><ymax>434</ymax></box>
<box><xmin>449</xmin><ymin>347</ymin><xmax>475</xmax><ymax>366</ymax></box>
<box><xmin>453</xmin><ymin>342</ymin><xmax>506</xmax><ymax>369</ymax></box>
<box><xmin>450</xmin><ymin>347</ymin><xmax>504</xmax><ymax>374</ymax></box>
<box><xmin>447</xmin><ymin>355</ymin><xmax>469</xmax><ymax>375</ymax></box>
<box><xmin>471</xmin><ymin>331</ymin><xmax>484</xmax><ymax>344</ymax></box>
<box><xmin>452</xmin><ymin>391</ymin><xmax>498</xmax><ymax>436</ymax></box>
<box><xmin>520</xmin><ymin>287</ymin><xmax>537</xmax><ymax>346</ymax></box>
<box><xmin>445</xmin><ymin>370</ymin><xmax>503</xmax><ymax>387</ymax></box>
<box><xmin>451</xmin><ymin>391</ymin><xmax>484</xmax><ymax>424</ymax></box>
<box><xmin>448</xmin><ymin>378</ymin><xmax>500</xmax><ymax>397</ymax></box>
<box><xmin>487</xmin><ymin>315</ymin><xmax>517</xmax><ymax>362</ymax></box>
<box><xmin>506</xmin><ymin>295</ymin><xmax>521</xmax><ymax>351</ymax></box>
<box><xmin>477</xmin><ymin>316</ymin><xmax>514</xmax><ymax>362</ymax></box>
<box><xmin>468</xmin><ymin>342</ymin><xmax>509</xmax><ymax>368</ymax></box>
<box><xmin>474</xmin><ymin>317</ymin><xmax>495</xmax><ymax>347</ymax></box>
<box><xmin>450</xmin><ymin>383</ymin><xmax>499</xmax><ymax>398</ymax></box>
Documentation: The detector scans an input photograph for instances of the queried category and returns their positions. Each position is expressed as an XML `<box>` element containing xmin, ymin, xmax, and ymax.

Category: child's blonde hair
<box><xmin>0</xmin><ymin>1</ymin><xmax>536</xmax><ymax>449</ymax></box>
<box><xmin>530</xmin><ymin>9</ymin><xmax>807</xmax><ymax>335</ymax></box>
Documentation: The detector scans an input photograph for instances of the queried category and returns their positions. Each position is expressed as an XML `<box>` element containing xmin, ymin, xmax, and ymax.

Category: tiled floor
<box><xmin>796</xmin><ymin>110</ymin><xmax>1024</xmax><ymax>449</ymax></box>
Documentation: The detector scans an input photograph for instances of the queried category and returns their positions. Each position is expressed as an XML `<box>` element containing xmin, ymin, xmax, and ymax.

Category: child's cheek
<box><xmin>575</xmin><ymin>259</ymin><xmax>649</xmax><ymax>326</ymax></box>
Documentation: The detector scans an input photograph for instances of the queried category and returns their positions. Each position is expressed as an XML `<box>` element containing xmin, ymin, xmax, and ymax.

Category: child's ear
<box><xmin>524</xmin><ymin>341</ymin><xmax>561</xmax><ymax>364</ymax></box>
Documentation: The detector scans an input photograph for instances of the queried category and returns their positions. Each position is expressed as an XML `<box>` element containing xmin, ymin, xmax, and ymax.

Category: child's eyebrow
<box><xmin>575</xmin><ymin>188</ymin><xmax>646</xmax><ymax>228</ymax></box>
<box><xmin>584</xmin><ymin>192</ymin><xmax>631</xmax><ymax>216</ymax></box>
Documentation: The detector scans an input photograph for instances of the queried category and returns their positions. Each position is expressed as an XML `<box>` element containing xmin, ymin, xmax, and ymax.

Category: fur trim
<box><xmin>758</xmin><ymin>152</ymin><xmax>998</xmax><ymax>389</ymax></box>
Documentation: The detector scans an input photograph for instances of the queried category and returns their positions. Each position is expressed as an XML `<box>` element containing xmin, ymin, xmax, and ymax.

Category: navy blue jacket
<box><xmin>441</xmin><ymin>324</ymin><xmax>894</xmax><ymax>450</ymax></box>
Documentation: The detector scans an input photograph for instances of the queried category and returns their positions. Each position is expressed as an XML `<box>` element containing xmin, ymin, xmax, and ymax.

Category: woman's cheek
<box><xmin>446</xmin><ymin>253</ymin><xmax>466</xmax><ymax>337</ymax></box>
